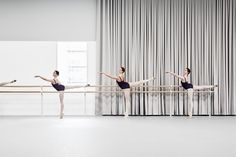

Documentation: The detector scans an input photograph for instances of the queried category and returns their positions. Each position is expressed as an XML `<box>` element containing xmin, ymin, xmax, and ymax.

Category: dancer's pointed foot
<box><xmin>188</xmin><ymin>113</ymin><xmax>192</xmax><ymax>118</ymax></box>
<box><xmin>11</xmin><ymin>80</ymin><xmax>17</xmax><ymax>83</ymax></box>
<box><xmin>60</xmin><ymin>113</ymin><xmax>64</xmax><ymax>119</ymax></box>
<box><xmin>124</xmin><ymin>112</ymin><xmax>129</xmax><ymax>118</ymax></box>
<box><xmin>85</xmin><ymin>84</ymin><xmax>90</xmax><ymax>87</ymax></box>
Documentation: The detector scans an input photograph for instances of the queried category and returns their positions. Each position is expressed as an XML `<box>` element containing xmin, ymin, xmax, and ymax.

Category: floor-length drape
<box><xmin>96</xmin><ymin>0</ymin><xmax>236</xmax><ymax>116</ymax></box>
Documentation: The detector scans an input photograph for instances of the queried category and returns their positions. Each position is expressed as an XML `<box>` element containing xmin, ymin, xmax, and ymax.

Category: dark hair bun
<box><xmin>121</xmin><ymin>67</ymin><xmax>125</xmax><ymax>73</ymax></box>
<box><xmin>55</xmin><ymin>70</ymin><xmax>60</xmax><ymax>76</ymax></box>
<box><xmin>186</xmin><ymin>68</ymin><xmax>191</xmax><ymax>74</ymax></box>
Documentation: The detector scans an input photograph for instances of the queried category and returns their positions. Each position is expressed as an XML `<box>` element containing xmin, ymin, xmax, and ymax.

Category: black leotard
<box><xmin>116</xmin><ymin>76</ymin><xmax>130</xmax><ymax>89</ymax></box>
<box><xmin>51</xmin><ymin>79</ymin><xmax>65</xmax><ymax>91</ymax></box>
<box><xmin>181</xmin><ymin>77</ymin><xmax>193</xmax><ymax>90</ymax></box>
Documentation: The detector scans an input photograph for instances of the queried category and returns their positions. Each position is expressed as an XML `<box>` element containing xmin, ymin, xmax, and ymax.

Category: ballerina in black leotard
<box><xmin>0</xmin><ymin>80</ymin><xmax>17</xmax><ymax>86</ymax></box>
<box><xmin>100</xmin><ymin>67</ymin><xmax>155</xmax><ymax>117</ymax></box>
<box><xmin>166</xmin><ymin>68</ymin><xmax>217</xmax><ymax>117</ymax></box>
<box><xmin>35</xmin><ymin>70</ymin><xmax>90</xmax><ymax>119</ymax></box>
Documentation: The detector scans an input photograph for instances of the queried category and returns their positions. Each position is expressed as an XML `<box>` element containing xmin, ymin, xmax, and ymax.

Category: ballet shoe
<box><xmin>60</xmin><ymin>113</ymin><xmax>64</xmax><ymax>119</ymax></box>
<box><xmin>11</xmin><ymin>80</ymin><xmax>17</xmax><ymax>83</ymax></box>
<box><xmin>85</xmin><ymin>84</ymin><xmax>90</xmax><ymax>87</ymax></box>
<box><xmin>188</xmin><ymin>113</ymin><xmax>192</xmax><ymax>118</ymax></box>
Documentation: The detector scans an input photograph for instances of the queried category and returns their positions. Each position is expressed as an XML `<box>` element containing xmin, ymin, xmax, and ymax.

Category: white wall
<box><xmin>0</xmin><ymin>42</ymin><xmax>57</xmax><ymax>84</ymax></box>
<box><xmin>0</xmin><ymin>0</ymin><xmax>97</xmax><ymax>115</ymax></box>
<box><xmin>0</xmin><ymin>0</ymin><xmax>96</xmax><ymax>41</ymax></box>
<box><xmin>0</xmin><ymin>41</ymin><xmax>96</xmax><ymax>116</ymax></box>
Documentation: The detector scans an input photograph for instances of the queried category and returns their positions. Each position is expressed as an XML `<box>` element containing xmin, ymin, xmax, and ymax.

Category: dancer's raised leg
<box><xmin>65</xmin><ymin>84</ymin><xmax>90</xmax><ymax>90</ymax></box>
<box><xmin>193</xmin><ymin>85</ymin><xmax>218</xmax><ymax>90</ymax></box>
<box><xmin>129</xmin><ymin>77</ymin><xmax>155</xmax><ymax>87</ymax></box>
<box><xmin>0</xmin><ymin>80</ymin><xmax>16</xmax><ymax>86</ymax></box>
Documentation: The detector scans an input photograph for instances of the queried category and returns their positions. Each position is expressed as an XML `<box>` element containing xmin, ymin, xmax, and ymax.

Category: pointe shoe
<box><xmin>188</xmin><ymin>113</ymin><xmax>192</xmax><ymax>118</ymax></box>
<box><xmin>124</xmin><ymin>112</ymin><xmax>129</xmax><ymax>118</ymax></box>
<box><xmin>60</xmin><ymin>113</ymin><xmax>64</xmax><ymax>119</ymax></box>
<box><xmin>85</xmin><ymin>84</ymin><xmax>90</xmax><ymax>87</ymax></box>
<box><xmin>11</xmin><ymin>80</ymin><xmax>17</xmax><ymax>83</ymax></box>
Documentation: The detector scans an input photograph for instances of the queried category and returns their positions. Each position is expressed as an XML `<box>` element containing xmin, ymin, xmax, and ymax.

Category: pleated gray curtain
<box><xmin>96</xmin><ymin>0</ymin><xmax>236</xmax><ymax>116</ymax></box>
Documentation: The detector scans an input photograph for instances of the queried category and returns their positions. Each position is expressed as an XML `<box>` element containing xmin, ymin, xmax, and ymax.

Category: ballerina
<box><xmin>35</xmin><ymin>70</ymin><xmax>89</xmax><ymax>119</ymax></box>
<box><xmin>100</xmin><ymin>67</ymin><xmax>155</xmax><ymax>117</ymax></box>
<box><xmin>166</xmin><ymin>68</ymin><xmax>217</xmax><ymax>117</ymax></box>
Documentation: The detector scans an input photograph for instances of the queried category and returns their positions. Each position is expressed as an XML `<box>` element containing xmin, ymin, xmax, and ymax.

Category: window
<box><xmin>57</xmin><ymin>42</ymin><xmax>88</xmax><ymax>85</ymax></box>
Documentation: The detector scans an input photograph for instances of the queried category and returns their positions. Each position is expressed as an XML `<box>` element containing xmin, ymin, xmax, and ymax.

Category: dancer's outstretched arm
<box><xmin>35</xmin><ymin>75</ymin><xmax>54</xmax><ymax>83</ymax></box>
<box><xmin>100</xmin><ymin>72</ymin><xmax>120</xmax><ymax>81</ymax></box>
<box><xmin>166</xmin><ymin>72</ymin><xmax>184</xmax><ymax>81</ymax></box>
<box><xmin>0</xmin><ymin>80</ymin><xmax>17</xmax><ymax>86</ymax></box>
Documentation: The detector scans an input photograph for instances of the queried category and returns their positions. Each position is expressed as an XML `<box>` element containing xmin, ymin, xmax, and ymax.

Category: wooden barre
<box><xmin>0</xmin><ymin>85</ymin><xmax>182</xmax><ymax>88</ymax></box>
<box><xmin>0</xmin><ymin>91</ymin><xmax>215</xmax><ymax>94</ymax></box>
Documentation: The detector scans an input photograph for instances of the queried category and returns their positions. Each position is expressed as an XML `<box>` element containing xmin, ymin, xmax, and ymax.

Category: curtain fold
<box><xmin>96</xmin><ymin>0</ymin><xmax>236</xmax><ymax>116</ymax></box>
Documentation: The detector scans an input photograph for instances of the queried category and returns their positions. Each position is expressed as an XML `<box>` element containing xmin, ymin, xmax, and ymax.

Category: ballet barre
<box><xmin>0</xmin><ymin>90</ymin><xmax>214</xmax><ymax>93</ymax></box>
<box><xmin>0</xmin><ymin>85</ymin><xmax>215</xmax><ymax>116</ymax></box>
<box><xmin>3</xmin><ymin>85</ymin><xmax>181</xmax><ymax>87</ymax></box>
